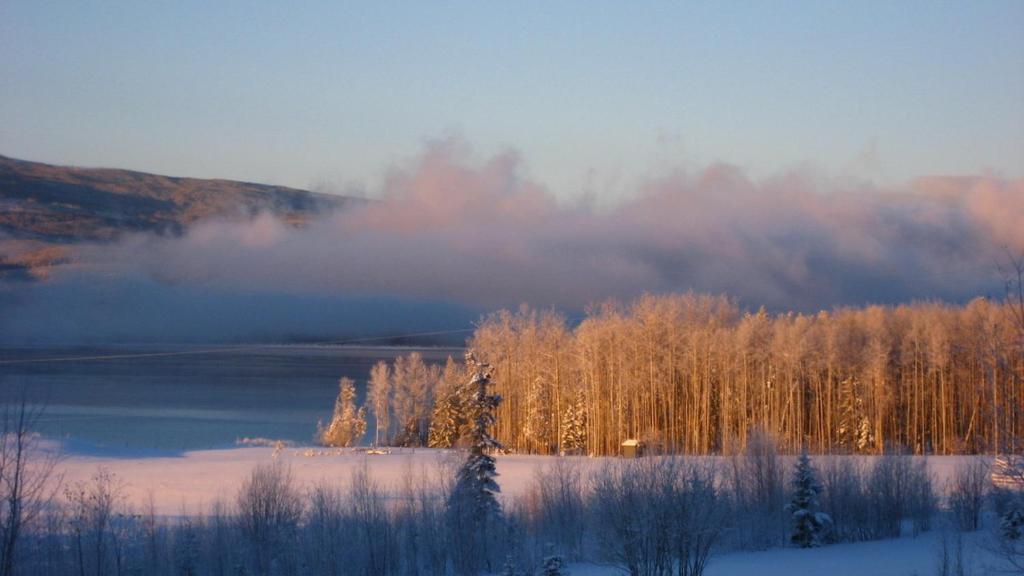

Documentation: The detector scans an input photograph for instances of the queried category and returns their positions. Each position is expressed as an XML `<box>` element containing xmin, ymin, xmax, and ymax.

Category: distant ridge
<box><xmin>0</xmin><ymin>155</ymin><xmax>358</xmax><ymax>279</ymax></box>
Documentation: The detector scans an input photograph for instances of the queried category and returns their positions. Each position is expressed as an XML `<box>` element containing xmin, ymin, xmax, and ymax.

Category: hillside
<box><xmin>0</xmin><ymin>155</ymin><xmax>356</xmax><ymax>279</ymax></box>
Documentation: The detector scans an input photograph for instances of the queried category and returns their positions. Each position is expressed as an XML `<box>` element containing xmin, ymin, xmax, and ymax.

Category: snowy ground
<box><xmin>51</xmin><ymin>442</ymin><xmax>978</xmax><ymax>515</ymax></box>
<box><xmin>50</xmin><ymin>443</ymin><xmax>1009</xmax><ymax>575</ymax></box>
<box><xmin>568</xmin><ymin>530</ymin><xmax>1003</xmax><ymax>576</ymax></box>
<box><xmin>54</xmin><ymin>443</ymin><xmax>597</xmax><ymax>515</ymax></box>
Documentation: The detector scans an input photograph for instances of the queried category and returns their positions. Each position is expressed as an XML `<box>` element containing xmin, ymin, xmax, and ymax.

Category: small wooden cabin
<box><xmin>621</xmin><ymin>439</ymin><xmax>643</xmax><ymax>458</ymax></box>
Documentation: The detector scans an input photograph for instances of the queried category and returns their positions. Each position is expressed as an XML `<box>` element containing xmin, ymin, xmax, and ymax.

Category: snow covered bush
<box><xmin>540</xmin><ymin>548</ymin><xmax>567</xmax><ymax>576</ymax></box>
<box><xmin>992</xmin><ymin>502</ymin><xmax>1024</xmax><ymax>574</ymax></box>
<box><xmin>786</xmin><ymin>450</ymin><xmax>831</xmax><ymax>547</ymax></box>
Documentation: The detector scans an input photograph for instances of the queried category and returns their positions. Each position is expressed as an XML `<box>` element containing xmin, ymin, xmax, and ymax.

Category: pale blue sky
<box><xmin>2</xmin><ymin>1</ymin><xmax>1021</xmax><ymax>200</ymax></box>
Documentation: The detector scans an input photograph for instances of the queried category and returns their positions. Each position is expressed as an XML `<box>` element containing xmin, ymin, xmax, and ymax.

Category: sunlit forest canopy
<box><xmin>469</xmin><ymin>293</ymin><xmax>1024</xmax><ymax>456</ymax></box>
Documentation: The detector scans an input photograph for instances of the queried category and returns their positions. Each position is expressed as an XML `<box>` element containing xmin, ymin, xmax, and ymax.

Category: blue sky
<box><xmin>2</xmin><ymin>1</ymin><xmax>1021</xmax><ymax>200</ymax></box>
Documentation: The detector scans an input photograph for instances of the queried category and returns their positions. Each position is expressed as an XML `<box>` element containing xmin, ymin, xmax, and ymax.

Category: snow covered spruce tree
<box><xmin>428</xmin><ymin>357</ymin><xmax>468</xmax><ymax>448</ymax></box>
<box><xmin>998</xmin><ymin>454</ymin><xmax>1024</xmax><ymax>541</ymax></box>
<box><xmin>447</xmin><ymin>351</ymin><xmax>505</xmax><ymax>575</ymax></box>
<box><xmin>996</xmin><ymin>501</ymin><xmax>1024</xmax><ymax>573</ymax></box>
<box><xmin>786</xmin><ymin>449</ymin><xmax>830</xmax><ymax>547</ymax></box>
<box><xmin>319</xmin><ymin>377</ymin><xmax>367</xmax><ymax>447</ymax></box>
<box><xmin>540</xmin><ymin>548</ymin><xmax>567</xmax><ymax>576</ymax></box>
<box><xmin>427</xmin><ymin>390</ymin><xmax>463</xmax><ymax>448</ymax></box>
<box><xmin>559</xmin><ymin>389</ymin><xmax>587</xmax><ymax>455</ymax></box>
<box><xmin>1003</xmin><ymin>505</ymin><xmax>1024</xmax><ymax>540</ymax></box>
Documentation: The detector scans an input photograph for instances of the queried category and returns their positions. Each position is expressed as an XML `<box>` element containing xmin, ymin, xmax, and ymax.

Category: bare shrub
<box><xmin>173</xmin><ymin>516</ymin><xmax>202</xmax><ymax>576</ymax></box>
<box><xmin>236</xmin><ymin>461</ymin><xmax>302</xmax><ymax>575</ymax></box>
<box><xmin>948</xmin><ymin>457</ymin><xmax>990</xmax><ymax>532</ymax></box>
<box><xmin>666</xmin><ymin>460</ymin><xmax>726</xmax><ymax>576</ymax></box>
<box><xmin>868</xmin><ymin>451</ymin><xmax>936</xmax><ymax>538</ymax></box>
<box><xmin>304</xmin><ymin>483</ymin><xmax>347</xmax><ymax>576</ymax></box>
<box><xmin>936</xmin><ymin>531</ymin><xmax>971</xmax><ymax>576</ymax></box>
<box><xmin>819</xmin><ymin>457</ymin><xmax>871</xmax><ymax>542</ymax></box>
<box><xmin>727</xmin><ymin>430</ymin><xmax>786</xmax><ymax>549</ymax></box>
<box><xmin>205</xmin><ymin>499</ymin><xmax>238</xmax><ymax>576</ymax></box>
<box><xmin>0</xmin><ymin>395</ymin><xmax>60</xmax><ymax>576</ymax></box>
<box><xmin>395</xmin><ymin>462</ymin><xmax>449</xmax><ymax>575</ymax></box>
<box><xmin>591</xmin><ymin>457</ymin><xmax>724</xmax><ymax>576</ymax></box>
<box><xmin>347</xmin><ymin>464</ymin><xmax>396</xmax><ymax>575</ymax></box>
<box><xmin>63</xmin><ymin>468</ymin><xmax>127</xmax><ymax>576</ymax></box>
<box><xmin>524</xmin><ymin>457</ymin><xmax>586</xmax><ymax>559</ymax></box>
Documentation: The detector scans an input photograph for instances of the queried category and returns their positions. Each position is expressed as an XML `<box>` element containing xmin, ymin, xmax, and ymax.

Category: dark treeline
<box><xmin>14</xmin><ymin>443</ymin><xmax>1024</xmax><ymax>576</ymax></box>
<box><xmin>10</xmin><ymin>448</ymin><xmax>993</xmax><ymax>576</ymax></box>
<box><xmin>468</xmin><ymin>293</ymin><xmax>1024</xmax><ymax>456</ymax></box>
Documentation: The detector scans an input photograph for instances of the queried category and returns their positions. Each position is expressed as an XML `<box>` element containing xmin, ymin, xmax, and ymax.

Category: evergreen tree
<box><xmin>428</xmin><ymin>357</ymin><xmax>468</xmax><ymax>448</ymax></box>
<box><xmin>786</xmin><ymin>449</ymin><xmax>830</xmax><ymax>547</ymax></box>
<box><xmin>451</xmin><ymin>353</ymin><xmax>503</xmax><ymax>513</ymax></box>
<box><xmin>319</xmin><ymin>377</ymin><xmax>367</xmax><ymax>447</ymax></box>
<box><xmin>559</xmin><ymin>390</ymin><xmax>587</xmax><ymax>455</ymax></box>
<box><xmin>837</xmin><ymin>378</ymin><xmax>873</xmax><ymax>453</ymax></box>
<box><xmin>447</xmin><ymin>351</ymin><xmax>504</xmax><ymax>574</ymax></box>
<box><xmin>1003</xmin><ymin>503</ymin><xmax>1024</xmax><ymax>540</ymax></box>
<box><xmin>428</xmin><ymin>391</ymin><xmax>463</xmax><ymax>448</ymax></box>
<box><xmin>540</xmin><ymin>549</ymin><xmax>566</xmax><ymax>576</ymax></box>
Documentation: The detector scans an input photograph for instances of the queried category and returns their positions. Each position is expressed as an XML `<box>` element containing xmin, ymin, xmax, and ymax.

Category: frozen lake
<box><xmin>0</xmin><ymin>345</ymin><xmax>462</xmax><ymax>450</ymax></box>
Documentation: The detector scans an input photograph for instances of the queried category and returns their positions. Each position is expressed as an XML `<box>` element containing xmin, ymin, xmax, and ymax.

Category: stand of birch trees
<box><xmin>469</xmin><ymin>293</ymin><xmax>1024</xmax><ymax>456</ymax></box>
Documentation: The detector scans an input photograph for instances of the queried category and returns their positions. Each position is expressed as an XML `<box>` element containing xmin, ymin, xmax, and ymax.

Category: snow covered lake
<box><xmin>0</xmin><ymin>344</ymin><xmax>461</xmax><ymax>450</ymax></box>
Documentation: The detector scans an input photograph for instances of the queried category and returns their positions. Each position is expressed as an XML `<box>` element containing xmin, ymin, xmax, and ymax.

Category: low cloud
<box><xmin>3</xmin><ymin>141</ymin><xmax>1021</xmax><ymax>343</ymax></box>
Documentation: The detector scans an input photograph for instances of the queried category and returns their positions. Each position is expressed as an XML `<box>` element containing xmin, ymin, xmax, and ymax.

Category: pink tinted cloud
<box><xmin>78</xmin><ymin>142</ymin><xmax>1020</xmax><ymax>311</ymax></box>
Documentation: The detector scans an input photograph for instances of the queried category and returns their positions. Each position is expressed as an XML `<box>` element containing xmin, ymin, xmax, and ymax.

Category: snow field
<box><xmin>54</xmin><ymin>445</ymin><xmax>980</xmax><ymax>516</ymax></box>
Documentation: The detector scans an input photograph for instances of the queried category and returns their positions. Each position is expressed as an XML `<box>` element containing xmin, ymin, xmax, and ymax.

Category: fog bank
<box><xmin>3</xmin><ymin>142</ymin><xmax>1020</xmax><ymax>343</ymax></box>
